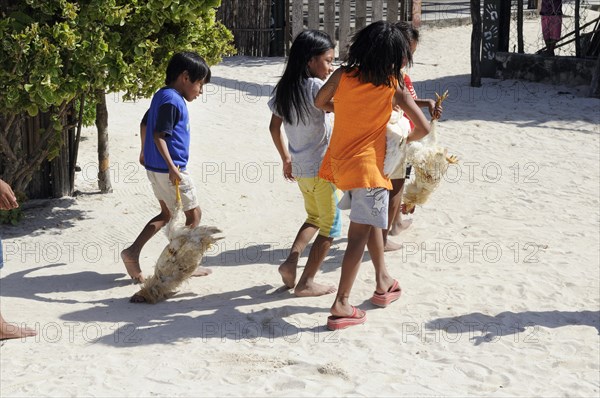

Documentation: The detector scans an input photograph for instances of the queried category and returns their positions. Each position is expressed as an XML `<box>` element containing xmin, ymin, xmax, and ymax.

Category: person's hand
<box><xmin>0</xmin><ymin>179</ymin><xmax>19</xmax><ymax>210</ymax></box>
<box><xmin>427</xmin><ymin>99</ymin><xmax>443</xmax><ymax>120</ymax></box>
<box><xmin>168</xmin><ymin>166</ymin><xmax>182</xmax><ymax>186</ymax></box>
<box><xmin>283</xmin><ymin>158</ymin><xmax>295</xmax><ymax>182</ymax></box>
<box><xmin>139</xmin><ymin>151</ymin><xmax>145</xmax><ymax>166</ymax></box>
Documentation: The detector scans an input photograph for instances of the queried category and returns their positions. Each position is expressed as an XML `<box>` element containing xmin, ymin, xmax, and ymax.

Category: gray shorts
<box><xmin>338</xmin><ymin>188</ymin><xmax>389</xmax><ymax>229</ymax></box>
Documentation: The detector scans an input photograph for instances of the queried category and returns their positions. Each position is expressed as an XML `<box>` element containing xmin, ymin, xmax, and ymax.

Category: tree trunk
<box><xmin>471</xmin><ymin>0</ymin><xmax>482</xmax><ymax>87</ymax></box>
<box><xmin>95</xmin><ymin>90</ymin><xmax>112</xmax><ymax>193</ymax></box>
<box><xmin>70</xmin><ymin>94</ymin><xmax>85</xmax><ymax>191</ymax></box>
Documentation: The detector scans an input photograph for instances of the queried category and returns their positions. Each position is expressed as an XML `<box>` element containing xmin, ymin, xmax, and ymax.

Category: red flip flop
<box><xmin>326</xmin><ymin>306</ymin><xmax>367</xmax><ymax>330</ymax></box>
<box><xmin>370</xmin><ymin>279</ymin><xmax>402</xmax><ymax>307</ymax></box>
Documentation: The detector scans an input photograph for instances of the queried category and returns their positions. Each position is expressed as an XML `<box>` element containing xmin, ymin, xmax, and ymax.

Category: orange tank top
<box><xmin>319</xmin><ymin>71</ymin><xmax>395</xmax><ymax>190</ymax></box>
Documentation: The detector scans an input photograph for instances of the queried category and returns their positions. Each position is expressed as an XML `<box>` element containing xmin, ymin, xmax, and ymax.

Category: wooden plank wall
<box><xmin>289</xmin><ymin>1</ymin><xmax>417</xmax><ymax>59</ymax></box>
<box><xmin>217</xmin><ymin>0</ymin><xmax>273</xmax><ymax>57</ymax></box>
<box><xmin>217</xmin><ymin>0</ymin><xmax>419</xmax><ymax>58</ymax></box>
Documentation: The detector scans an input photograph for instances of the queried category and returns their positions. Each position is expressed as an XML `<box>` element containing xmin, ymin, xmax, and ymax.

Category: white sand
<box><xmin>1</xmin><ymin>23</ymin><xmax>599</xmax><ymax>396</ymax></box>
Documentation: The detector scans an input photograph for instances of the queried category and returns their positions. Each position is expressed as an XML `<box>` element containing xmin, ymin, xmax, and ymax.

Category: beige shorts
<box><xmin>146</xmin><ymin>170</ymin><xmax>199</xmax><ymax>211</ymax></box>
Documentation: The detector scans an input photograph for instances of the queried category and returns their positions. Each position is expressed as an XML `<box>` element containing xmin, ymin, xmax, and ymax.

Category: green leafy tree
<box><xmin>0</xmin><ymin>0</ymin><xmax>235</xmax><ymax>195</ymax></box>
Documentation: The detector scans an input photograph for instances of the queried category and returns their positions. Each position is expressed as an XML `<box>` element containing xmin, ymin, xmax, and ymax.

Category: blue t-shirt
<box><xmin>143</xmin><ymin>87</ymin><xmax>190</xmax><ymax>173</ymax></box>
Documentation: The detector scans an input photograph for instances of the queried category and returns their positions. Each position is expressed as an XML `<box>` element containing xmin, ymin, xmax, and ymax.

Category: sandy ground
<box><xmin>1</xmin><ymin>21</ymin><xmax>599</xmax><ymax>397</ymax></box>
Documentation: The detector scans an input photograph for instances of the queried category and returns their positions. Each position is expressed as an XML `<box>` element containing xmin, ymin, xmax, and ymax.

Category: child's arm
<box><xmin>315</xmin><ymin>68</ymin><xmax>342</xmax><ymax>113</ymax></box>
<box><xmin>139</xmin><ymin>116</ymin><xmax>147</xmax><ymax>166</ymax></box>
<box><xmin>415</xmin><ymin>99</ymin><xmax>443</xmax><ymax>120</ymax></box>
<box><xmin>395</xmin><ymin>85</ymin><xmax>431</xmax><ymax>143</ymax></box>
<box><xmin>0</xmin><ymin>178</ymin><xmax>18</xmax><ymax>210</ymax></box>
<box><xmin>269</xmin><ymin>114</ymin><xmax>294</xmax><ymax>181</ymax></box>
<box><xmin>153</xmin><ymin>132</ymin><xmax>181</xmax><ymax>184</ymax></box>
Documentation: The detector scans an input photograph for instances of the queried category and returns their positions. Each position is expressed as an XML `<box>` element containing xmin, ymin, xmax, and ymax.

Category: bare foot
<box><xmin>384</xmin><ymin>238</ymin><xmax>403</xmax><ymax>252</ymax></box>
<box><xmin>278</xmin><ymin>261</ymin><xmax>297</xmax><ymax>289</ymax></box>
<box><xmin>294</xmin><ymin>281</ymin><xmax>337</xmax><ymax>297</ymax></box>
<box><xmin>390</xmin><ymin>218</ymin><xmax>413</xmax><ymax>236</ymax></box>
<box><xmin>192</xmin><ymin>266</ymin><xmax>212</xmax><ymax>277</ymax></box>
<box><xmin>0</xmin><ymin>321</ymin><xmax>37</xmax><ymax>340</ymax></box>
<box><xmin>121</xmin><ymin>249</ymin><xmax>145</xmax><ymax>283</ymax></box>
<box><xmin>129</xmin><ymin>292</ymin><xmax>147</xmax><ymax>303</ymax></box>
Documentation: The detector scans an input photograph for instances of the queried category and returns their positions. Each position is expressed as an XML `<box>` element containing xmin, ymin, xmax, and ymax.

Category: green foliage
<box><xmin>0</xmin><ymin>208</ymin><xmax>24</xmax><ymax>225</ymax></box>
<box><xmin>0</xmin><ymin>0</ymin><xmax>235</xmax><ymax>138</ymax></box>
<box><xmin>0</xmin><ymin>0</ymin><xmax>236</xmax><ymax>188</ymax></box>
<box><xmin>0</xmin><ymin>190</ymin><xmax>26</xmax><ymax>225</ymax></box>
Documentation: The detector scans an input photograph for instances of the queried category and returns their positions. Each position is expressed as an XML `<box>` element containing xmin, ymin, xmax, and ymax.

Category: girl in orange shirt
<box><xmin>316</xmin><ymin>21</ymin><xmax>431</xmax><ymax>330</ymax></box>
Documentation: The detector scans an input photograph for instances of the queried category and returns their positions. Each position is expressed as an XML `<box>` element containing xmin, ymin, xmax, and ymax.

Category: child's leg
<box><xmin>330</xmin><ymin>187</ymin><xmax>388</xmax><ymax>320</ymax></box>
<box><xmin>177</xmin><ymin>173</ymin><xmax>210</xmax><ymax>277</ymax></box>
<box><xmin>384</xmin><ymin>178</ymin><xmax>405</xmax><ymax>250</ymax></box>
<box><xmin>391</xmin><ymin>170</ymin><xmax>414</xmax><ymax>235</ymax></box>
<box><xmin>183</xmin><ymin>206</ymin><xmax>201</xmax><ymax>228</ymax></box>
<box><xmin>367</xmin><ymin>227</ymin><xmax>397</xmax><ymax>294</ymax></box>
<box><xmin>295</xmin><ymin>235</ymin><xmax>336</xmax><ymax>296</ymax></box>
<box><xmin>295</xmin><ymin>179</ymin><xmax>341</xmax><ymax>296</ymax></box>
<box><xmin>121</xmin><ymin>200</ymin><xmax>172</xmax><ymax>283</ymax></box>
<box><xmin>331</xmin><ymin>221</ymin><xmax>371</xmax><ymax>317</ymax></box>
<box><xmin>279</xmin><ymin>223</ymin><xmax>319</xmax><ymax>288</ymax></box>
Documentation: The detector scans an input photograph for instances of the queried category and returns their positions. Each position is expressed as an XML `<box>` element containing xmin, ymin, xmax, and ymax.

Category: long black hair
<box><xmin>273</xmin><ymin>30</ymin><xmax>335</xmax><ymax>125</ymax></box>
<box><xmin>344</xmin><ymin>20</ymin><xmax>412</xmax><ymax>87</ymax></box>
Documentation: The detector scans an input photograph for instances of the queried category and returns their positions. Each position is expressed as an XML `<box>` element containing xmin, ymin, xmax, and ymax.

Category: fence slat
<box><xmin>285</xmin><ymin>0</ymin><xmax>291</xmax><ymax>54</ymax></box>
<box><xmin>372</xmin><ymin>0</ymin><xmax>384</xmax><ymax>22</ymax></box>
<box><xmin>292</xmin><ymin>0</ymin><xmax>304</xmax><ymax>40</ymax></box>
<box><xmin>387</xmin><ymin>0</ymin><xmax>400</xmax><ymax>22</ymax></box>
<box><xmin>324</xmin><ymin>0</ymin><xmax>336</xmax><ymax>44</ymax></box>
<box><xmin>308</xmin><ymin>0</ymin><xmax>319</xmax><ymax>30</ymax></box>
<box><xmin>356</xmin><ymin>0</ymin><xmax>367</xmax><ymax>31</ymax></box>
<box><xmin>339</xmin><ymin>0</ymin><xmax>351</xmax><ymax>60</ymax></box>
<box><xmin>412</xmin><ymin>0</ymin><xmax>422</xmax><ymax>27</ymax></box>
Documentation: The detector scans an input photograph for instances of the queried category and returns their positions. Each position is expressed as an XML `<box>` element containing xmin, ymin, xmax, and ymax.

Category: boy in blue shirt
<box><xmin>121</xmin><ymin>52</ymin><xmax>211</xmax><ymax>284</ymax></box>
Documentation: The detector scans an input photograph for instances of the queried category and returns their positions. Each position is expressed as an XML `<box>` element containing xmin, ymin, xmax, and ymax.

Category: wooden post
<box><xmin>308</xmin><ymin>0</ymin><xmax>319</xmax><ymax>30</ymax></box>
<box><xmin>339</xmin><ymin>0</ymin><xmax>351</xmax><ymax>60</ymax></box>
<box><xmin>324</xmin><ymin>0</ymin><xmax>336</xmax><ymax>44</ymax></box>
<box><xmin>517</xmin><ymin>0</ymin><xmax>524</xmax><ymax>53</ymax></box>
<box><xmin>291</xmin><ymin>0</ymin><xmax>303</xmax><ymax>40</ymax></box>
<box><xmin>372</xmin><ymin>0</ymin><xmax>383</xmax><ymax>22</ymax></box>
<box><xmin>271</xmin><ymin>0</ymin><xmax>286</xmax><ymax>56</ymax></box>
<box><xmin>356</xmin><ymin>0</ymin><xmax>367</xmax><ymax>31</ymax></box>
<box><xmin>590</xmin><ymin>52</ymin><xmax>600</xmax><ymax>98</ymax></box>
<box><xmin>575</xmin><ymin>0</ymin><xmax>581</xmax><ymax>58</ymax></box>
<box><xmin>387</xmin><ymin>0</ymin><xmax>400</xmax><ymax>22</ymax></box>
<box><xmin>285</xmin><ymin>0</ymin><xmax>291</xmax><ymax>54</ymax></box>
<box><xmin>471</xmin><ymin>0</ymin><xmax>482</xmax><ymax>87</ymax></box>
<box><xmin>498</xmin><ymin>0</ymin><xmax>511</xmax><ymax>52</ymax></box>
<box><xmin>412</xmin><ymin>0</ymin><xmax>422</xmax><ymax>28</ymax></box>
<box><xmin>481</xmin><ymin>0</ymin><xmax>501</xmax><ymax>77</ymax></box>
